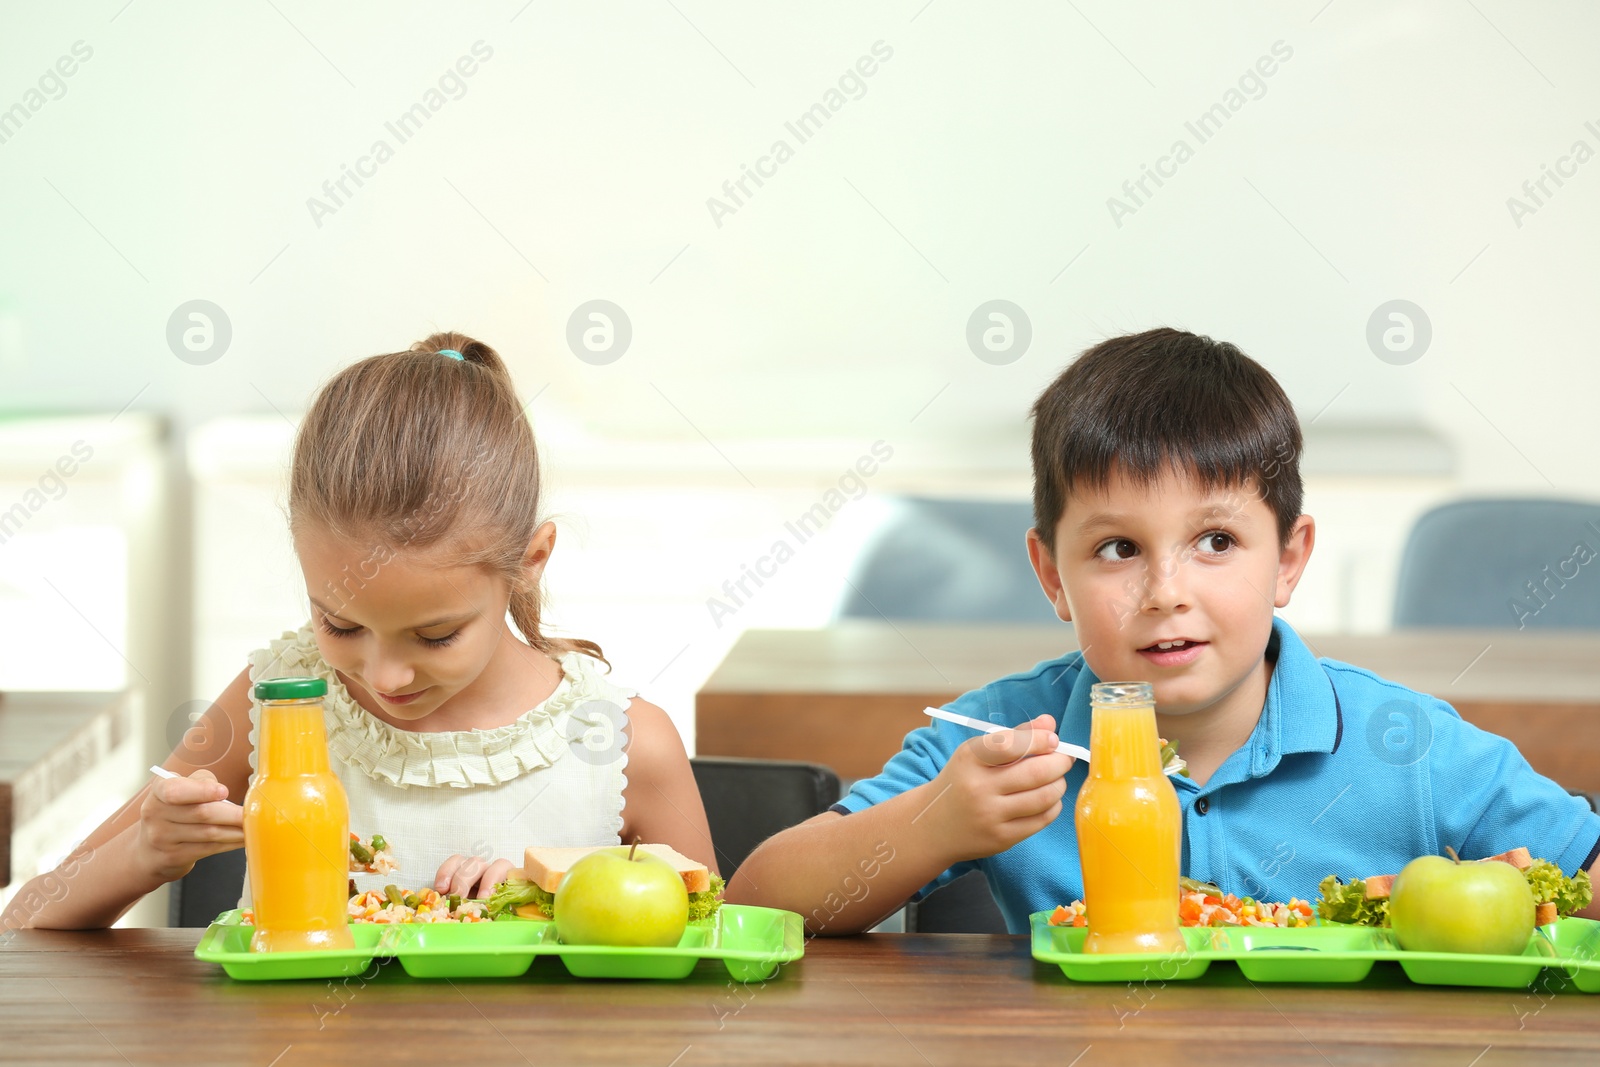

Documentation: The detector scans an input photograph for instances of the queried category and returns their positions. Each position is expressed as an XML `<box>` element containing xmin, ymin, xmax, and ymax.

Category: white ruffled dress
<box><xmin>236</xmin><ymin>622</ymin><xmax>635</xmax><ymax>906</ymax></box>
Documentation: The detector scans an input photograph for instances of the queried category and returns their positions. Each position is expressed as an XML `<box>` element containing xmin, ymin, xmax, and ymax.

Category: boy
<box><xmin>727</xmin><ymin>328</ymin><xmax>1600</xmax><ymax>934</ymax></box>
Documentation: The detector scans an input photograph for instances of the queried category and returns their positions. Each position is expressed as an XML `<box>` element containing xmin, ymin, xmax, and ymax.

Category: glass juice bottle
<box><xmin>243</xmin><ymin>677</ymin><xmax>354</xmax><ymax>952</ymax></box>
<box><xmin>1075</xmin><ymin>680</ymin><xmax>1185</xmax><ymax>954</ymax></box>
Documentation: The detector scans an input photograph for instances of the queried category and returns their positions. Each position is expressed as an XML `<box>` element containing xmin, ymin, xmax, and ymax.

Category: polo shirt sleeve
<box><xmin>1426</xmin><ymin>698</ymin><xmax>1600</xmax><ymax>877</ymax></box>
<box><xmin>831</xmin><ymin>692</ymin><xmax>989</xmax><ymax>899</ymax></box>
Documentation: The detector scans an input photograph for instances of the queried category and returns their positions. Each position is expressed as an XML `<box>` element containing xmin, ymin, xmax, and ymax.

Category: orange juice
<box><xmin>1075</xmin><ymin>681</ymin><xmax>1184</xmax><ymax>954</ymax></box>
<box><xmin>243</xmin><ymin>677</ymin><xmax>354</xmax><ymax>952</ymax></box>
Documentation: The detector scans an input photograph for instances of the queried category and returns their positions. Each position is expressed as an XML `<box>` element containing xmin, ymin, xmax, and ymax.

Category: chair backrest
<box><xmin>170</xmin><ymin>848</ymin><xmax>247</xmax><ymax>928</ymax></box>
<box><xmin>904</xmin><ymin>868</ymin><xmax>1009</xmax><ymax>933</ymax></box>
<box><xmin>838</xmin><ymin>497</ymin><xmax>1059</xmax><ymax>623</ymax></box>
<box><xmin>689</xmin><ymin>756</ymin><xmax>842</xmax><ymax>878</ymax></box>
<box><xmin>1393</xmin><ymin>498</ymin><xmax>1600</xmax><ymax>629</ymax></box>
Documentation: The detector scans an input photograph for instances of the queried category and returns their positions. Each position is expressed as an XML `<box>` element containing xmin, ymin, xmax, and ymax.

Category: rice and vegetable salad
<box><xmin>348</xmin><ymin>833</ymin><xmax>398</xmax><ymax>875</ymax></box>
<box><xmin>239</xmin><ymin>886</ymin><xmax>490</xmax><ymax>925</ymax></box>
<box><xmin>1049</xmin><ymin>879</ymin><xmax>1316</xmax><ymax>929</ymax></box>
<box><xmin>344</xmin><ymin>886</ymin><xmax>489</xmax><ymax>923</ymax></box>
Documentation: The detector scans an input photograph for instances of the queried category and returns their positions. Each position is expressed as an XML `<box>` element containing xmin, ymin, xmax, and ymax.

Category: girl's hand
<box><xmin>434</xmin><ymin>854</ymin><xmax>513</xmax><ymax>900</ymax></box>
<box><xmin>136</xmin><ymin>768</ymin><xmax>245</xmax><ymax>883</ymax></box>
<box><xmin>923</xmin><ymin>713</ymin><xmax>1075</xmax><ymax>863</ymax></box>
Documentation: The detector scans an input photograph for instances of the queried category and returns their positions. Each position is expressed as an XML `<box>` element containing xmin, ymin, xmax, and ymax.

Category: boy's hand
<box><xmin>136</xmin><ymin>769</ymin><xmax>245</xmax><ymax>884</ymax></box>
<box><xmin>434</xmin><ymin>854</ymin><xmax>514</xmax><ymax>900</ymax></box>
<box><xmin>922</xmin><ymin>713</ymin><xmax>1074</xmax><ymax>864</ymax></box>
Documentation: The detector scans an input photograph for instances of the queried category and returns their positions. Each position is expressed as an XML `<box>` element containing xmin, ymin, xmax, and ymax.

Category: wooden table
<box><xmin>3</xmin><ymin>927</ymin><xmax>1598</xmax><ymax>1066</ymax></box>
<box><xmin>696</xmin><ymin>624</ymin><xmax>1600</xmax><ymax>788</ymax></box>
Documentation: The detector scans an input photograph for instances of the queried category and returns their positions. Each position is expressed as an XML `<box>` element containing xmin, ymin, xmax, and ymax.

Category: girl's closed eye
<box><xmin>318</xmin><ymin>615</ymin><xmax>464</xmax><ymax>648</ymax></box>
<box><xmin>318</xmin><ymin>615</ymin><xmax>360</xmax><ymax>638</ymax></box>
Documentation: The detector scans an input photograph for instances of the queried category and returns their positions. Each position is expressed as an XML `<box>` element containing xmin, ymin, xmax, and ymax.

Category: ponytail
<box><xmin>508</xmin><ymin>584</ymin><xmax>607</xmax><ymax>664</ymax></box>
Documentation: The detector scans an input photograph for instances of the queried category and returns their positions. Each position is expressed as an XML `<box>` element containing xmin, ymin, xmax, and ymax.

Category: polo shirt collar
<box><xmin>1054</xmin><ymin>617</ymin><xmax>1341</xmax><ymax>782</ymax></box>
<box><xmin>1258</xmin><ymin>616</ymin><xmax>1342</xmax><ymax>771</ymax></box>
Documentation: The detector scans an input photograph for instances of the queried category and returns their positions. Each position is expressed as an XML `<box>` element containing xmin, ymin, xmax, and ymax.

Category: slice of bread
<box><xmin>521</xmin><ymin>844</ymin><xmax>711</xmax><ymax>894</ymax></box>
<box><xmin>1482</xmin><ymin>847</ymin><xmax>1535</xmax><ymax>870</ymax></box>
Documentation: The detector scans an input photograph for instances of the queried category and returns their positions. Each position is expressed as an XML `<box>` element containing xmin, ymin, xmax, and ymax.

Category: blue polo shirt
<box><xmin>832</xmin><ymin>617</ymin><xmax>1600</xmax><ymax>934</ymax></box>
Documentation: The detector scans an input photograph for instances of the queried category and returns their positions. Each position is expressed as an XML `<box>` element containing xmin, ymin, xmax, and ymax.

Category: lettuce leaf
<box><xmin>688</xmin><ymin>874</ymin><xmax>726</xmax><ymax>922</ymax></box>
<box><xmin>1557</xmin><ymin>869</ymin><xmax>1594</xmax><ymax>916</ymax></box>
<box><xmin>1524</xmin><ymin>860</ymin><xmax>1593</xmax><ymax>917</ymax></box>
<box><xmin>487</xmin><ymin>876</ymin><xmax>553</xmax><ymax>920</ymax></box>
<box><xmin>1316</xmin><ymin>874</ymin><xmax>1389</xmax><ymax>926</ymax></box>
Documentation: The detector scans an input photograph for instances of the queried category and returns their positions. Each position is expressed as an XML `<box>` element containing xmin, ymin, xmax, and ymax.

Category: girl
<box><xmin>4</xmin><ymin>332</ymin><xmax>716</xmax><ymax>929</ymax></box>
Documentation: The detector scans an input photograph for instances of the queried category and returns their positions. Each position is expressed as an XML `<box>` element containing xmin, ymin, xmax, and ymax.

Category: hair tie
<box><xmin>438</xmin><ymin>348</ymin><xmax>465</xmax><ymax>361</ymax></box>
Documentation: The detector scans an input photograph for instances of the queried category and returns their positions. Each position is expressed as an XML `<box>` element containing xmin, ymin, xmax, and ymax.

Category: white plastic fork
<box><xmin>923</xmin><ymin>707</ymin><xmax>1186</xmax><ymax>776</ymax></box>
<box><xmin>923</xmin><ymin>707</ymin><xmax>1091</xmax><ymax>762</ymax></box>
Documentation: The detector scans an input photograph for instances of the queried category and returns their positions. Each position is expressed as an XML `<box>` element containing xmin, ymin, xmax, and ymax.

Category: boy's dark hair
<box><xmin>1029</xmin><ymin>327</ymin><xmax>1303</xmax><ymax>548</ymax></box>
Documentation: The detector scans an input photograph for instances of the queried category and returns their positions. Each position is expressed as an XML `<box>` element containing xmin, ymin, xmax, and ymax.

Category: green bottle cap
<box><xmin>253</xmin><ymin>676</ymin><xmax>328</xmax><ymax>701</ymax></box>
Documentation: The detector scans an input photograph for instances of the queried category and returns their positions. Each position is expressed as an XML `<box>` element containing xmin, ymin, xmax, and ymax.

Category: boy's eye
<box><xmin>1196</xmin><ymin>531</ymin><xmax>1235</xmax><ymax>555</ymax></box>
<box><xmin>1094</xmin><ymin>538</ymin><xmax>1139</xmax><ymax>561</ymax></box>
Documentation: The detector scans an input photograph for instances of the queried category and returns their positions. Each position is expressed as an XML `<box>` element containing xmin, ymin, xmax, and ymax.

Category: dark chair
<box><xmin>690</xmin><ymin>756</ymin><xmax>842</xmax><ymax>879</ymax></box>
<box><xmin>838</xmin><ymin>498</ymin><xmax>1059</xmax><ymax>623</ymax></box>
<box><xmin>1393</xmin><ymin>498</ymin><xmax>1600</xmax><ymax>629</ymax></box>
<box><xmin>903</xmin><ymin>868</ymin><xmax>1009</xmax><ymax>933</ymax></box>
<box><xmin>169</xmin><ymin>848</ymin><xmax>247</xmax><ymax>928</ymax></box>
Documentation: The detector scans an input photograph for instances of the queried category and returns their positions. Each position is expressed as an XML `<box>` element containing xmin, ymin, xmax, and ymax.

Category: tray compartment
<box><xmin>1032</xmin><ymin>923</ymin><xmax>1217</xmax><ymax>983</ymax></box>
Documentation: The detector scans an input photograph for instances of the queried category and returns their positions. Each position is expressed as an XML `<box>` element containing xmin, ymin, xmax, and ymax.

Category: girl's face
<box><xmin>292</xmin><ymin>527</ymin><xmax>514</xmax><ymax>725</ymax></box>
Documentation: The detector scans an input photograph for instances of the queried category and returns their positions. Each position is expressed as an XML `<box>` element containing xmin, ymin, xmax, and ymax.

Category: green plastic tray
<box><xmin>195</xmin><ymin>905</ymin><xmax>804</xmax><ymax>982</ymax></box>
<box><xmin>193</xmin><ymin>921</ymin><xmax>397</xmax><ymax>981</ymax></box>
<box><xmin>1031</xmin><ymin>912</ymin><xmax>1600</xmax><ymax>990</ymax></box>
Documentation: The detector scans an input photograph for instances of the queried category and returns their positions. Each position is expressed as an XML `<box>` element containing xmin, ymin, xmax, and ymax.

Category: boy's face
<box><xmin>1026</xmin><ymin>467</ymin><xmax>1314</xmax><ymax>720</ymax></box>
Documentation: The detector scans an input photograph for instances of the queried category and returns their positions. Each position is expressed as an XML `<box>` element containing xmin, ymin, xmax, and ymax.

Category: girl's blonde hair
<box><xmin>288</xmin><ymin>330</ymin><xmax>603</xmax><ymax>664</ymax></box>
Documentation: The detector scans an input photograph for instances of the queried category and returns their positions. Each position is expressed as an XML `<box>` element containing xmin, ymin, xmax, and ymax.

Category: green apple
<box><xmin>554</xmin><ymin>845</ymin><xmax>689</xmax><ymax>948</ymax></box>
<box><xmin>1388</xmin><ymin>853</ymin><xmax>1535</xmax><ymax>956</ymax></box>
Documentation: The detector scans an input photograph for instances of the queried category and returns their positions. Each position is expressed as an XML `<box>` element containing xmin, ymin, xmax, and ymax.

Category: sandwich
<box><xmin>487</xmin><ymin>843</ymin><xmax>725</xmax><ymax>922</ymax></box>
<box><xmin>1318</xmin><ymin>846</ymin><xmax>1593</xmax><ymax>927</ymax></box>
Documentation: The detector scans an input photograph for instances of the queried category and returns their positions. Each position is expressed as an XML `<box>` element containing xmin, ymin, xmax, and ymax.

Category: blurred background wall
<box><xmin>3</xmin><ymin>2</ymin><xmax>1597</xmax><ymax>890</ymax></box>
